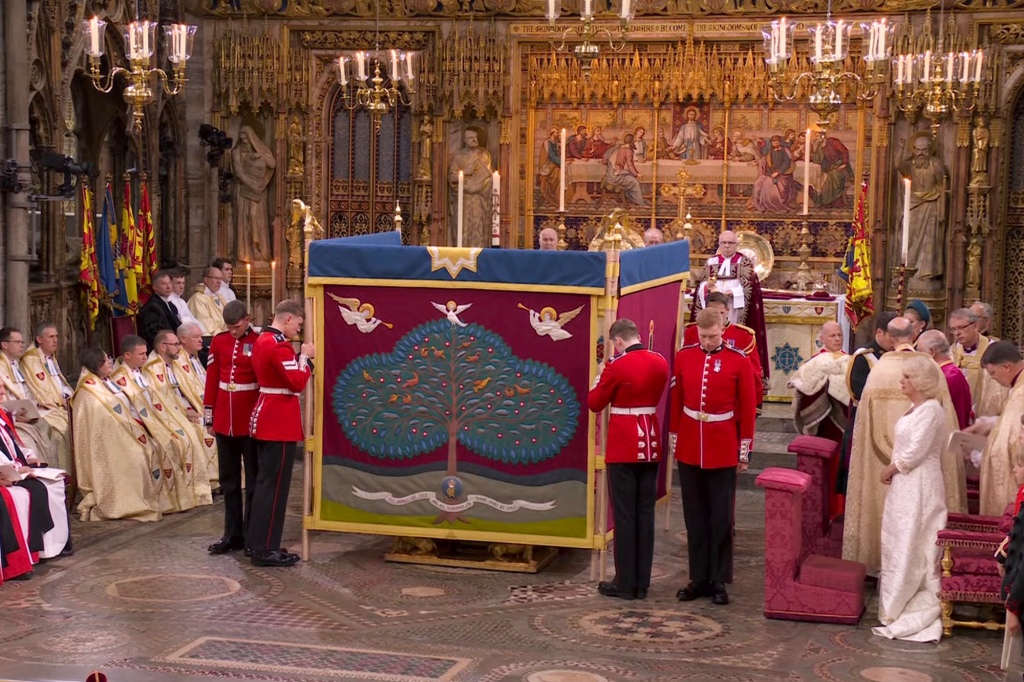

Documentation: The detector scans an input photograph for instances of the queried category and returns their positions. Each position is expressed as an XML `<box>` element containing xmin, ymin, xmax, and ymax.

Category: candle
<box><xmin>492</xmin><ymin>171</ymin><xmax>501</xmax><ymax>247</ymax></box>
<box><xmin>897</xmin><ymin>55</ymin><xmax>904</xmax><ymax>84</ymax></box>
<box><xmin>129</xmin><ymin>24</ymin><xmax>138</xmax><ymax>59</ymax></box>
<box><xmin>923</xmin><ymin>50</ymin><xmax>931</xmax><ymax>82</ymax></box>
<box><xmin>559</xmin><ymin>128</ymin><xmax>567</xmax><ymax>213</ymax></box>
<box><xmin>404</xmin><ymin>52</ymin><xmax>414</xmax><ymax>82</ymax></box>
<box><xmin>246</xmin><ymin>262</ymin><xmax>251</xmax><ymax>312</ymax></box>
<box><xmin>355</xmin><ymin>52</ymin><xmax>366</xmax><ymax>80</ymax></box>
<box><xmin>271</xmin><ymin>260</ymin><xmax>276</xmax><ymax>308</ymax></box>
<box><xmin>814</xmin><ymin>24</ymin><xmax>823</xmax><ymax>61</ymax></box>
<box><xmin>457</xmin><ymin>170</ymin><xmax>464</xmax><ymax>248</ymax></box>
<box><xmin>547</xmin><ymin>0</ymin><xmax>557</xmax><ymax>22</ymax></box>
<box><xmin>780</xmin><ymin>17</ymin><xmax>787</xmax><ymax>57</ymax></box>
<box><xmin>960</xmin><ymin>52</ymin><xmax>969</xmax><ymax>83</ymax></box>
<box><xmin>945</xmin><ymin>52</ymin><xmax>954</xmax><ymax>83</ymax></box>
<box><xmin>974</xmin><ymin>51</ymin><xmax>983</xmax><ymax>82</ymax></box>
<box><xmin>583</xmin><ymin>0</ymin><xmax>592</xmax><ymax>17</ymax></box>
<box><xmin>89</xmin><ymin>17</ymin><xmax>100</xmax><ymax>55</ymax></box>
<box><xmin>338</xmin><ymin>56</ymin><xmax>348</xmax><ymax>85</ymax></box>
<box><xmin>901</xmin><ymin>178</ymin><xmax>911</xmax><ymax>266</ymax></box>
<box><xmin>390</xmin><ymin>49</ymin><xmax>400</xmax><ymax>80</ymax></box>
<box><xmin>620</xmin><ymin>0</ymin><xmax>631</xmax><ymax>20</ymax></box>
<box><xmin>834</xmin><ymin>20</ymin><xmax>844</xmax><ymax>57</ymax></box>
<box><xmin>802</xmin><ymin>128</ymin><xmax>811</xmax><ymax>215</ymax></box>
<box><xmin>142</xmin><ymin>22</ymin><xmax>150</xmax><ymax>58</ymax></box>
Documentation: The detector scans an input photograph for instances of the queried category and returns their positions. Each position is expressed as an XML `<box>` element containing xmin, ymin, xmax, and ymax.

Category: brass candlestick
<box><xmin>794</xmin><ymin>219</ymin><xmax>813</xmax><ymax>292</ymax></box>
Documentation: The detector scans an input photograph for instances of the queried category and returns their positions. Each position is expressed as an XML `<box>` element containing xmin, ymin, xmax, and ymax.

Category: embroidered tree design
<box><xmin>333</xmin><ymin>319</ymin><xmax>579</xmax><ymax>477</ymax></box>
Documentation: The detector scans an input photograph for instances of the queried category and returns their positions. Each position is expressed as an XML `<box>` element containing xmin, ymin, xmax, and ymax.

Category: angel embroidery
<box><xmin>432</xmin><ymin>300</ymin><xmax>472</xmax><ymax>327</ymax></box>
<box><xmin>328</xmin><ymin>292</ymin><xmax>393</xmax><ymax>333</ymax></box>
<box><xmin>518</xmin><ymin>303</ymin><xmax>585</xmax><ymax>341</ymax></box>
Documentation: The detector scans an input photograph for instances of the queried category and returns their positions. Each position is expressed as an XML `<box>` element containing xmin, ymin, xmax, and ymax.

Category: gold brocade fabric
<box><xmin>18</xmin><ymin>348</ymin><xmax>72</xmax><ymax>470</ymax></box>
<box><xmin>188</xmin><ymin>291</ymin><xmax>228</xmax><ymax>336</ymax></box>
<box><xmin>952</xmin><ymin>336</ymin><xmax>1010</xmax><ymax>418</ymax></box>
<box><xmin>978</xmin><ymin>382</ymin><xmax>1024</xmax><ymax>516</ymax></box>
<box><xmin>143</xmin><ymin>354</ymin><xmax>219</xmax><ymax>489</ymax></box>
<box><xmin>71</xmin><ymin>371</ymin><xmax>162</xmax><ymax>522</ymax></box>
<box><xmin>172</xmin><ymin>352</ymin><xmax>219</xmax><ymax>490</ymax></box>
<box><xmin>842</xmin><ymin>350</ymin><xmax>965</xmax><ymax>573</ymax></box>
<box><xmin>111</xmin><ymin>363</ymin><xmax>210</xmax><ymax>512</ymax></box>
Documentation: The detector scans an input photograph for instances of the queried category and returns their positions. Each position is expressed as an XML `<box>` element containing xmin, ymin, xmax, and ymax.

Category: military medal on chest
<box><xmin>714</xmin><ymin>359</ymin><xmax>722</xmax><ymax>373</ymax></box>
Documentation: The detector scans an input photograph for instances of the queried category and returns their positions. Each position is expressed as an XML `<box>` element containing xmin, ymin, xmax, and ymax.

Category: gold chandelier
<box><xmin>547</xmin><ymin>0</ymin><xmax>633</xmax><ymax>74</ymax></box>
<box><xmin>892</xmin><ymin>9</ymin><xmax>986</xmax><ymax>137</ymax></box>
<box><xmin>83</xmin><ymin>16</ymin><xmax>196</xmax><ymax>134</ymax></box>
<box><xmin>336</xmin><ymin>0</ymin><xmax>415</xmax><ymax>128</ymax></box>
<box><xmin>763</xmin><ymin>11</ymin><xmax>889</xmax><ymax>128</ymax></box>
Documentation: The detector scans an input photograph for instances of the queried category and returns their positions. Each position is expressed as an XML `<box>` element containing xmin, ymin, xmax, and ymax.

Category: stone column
<box><xmin>4</xmin><ymin>0</ymin><xmax>30</xmax><ymax>332</ymax></box>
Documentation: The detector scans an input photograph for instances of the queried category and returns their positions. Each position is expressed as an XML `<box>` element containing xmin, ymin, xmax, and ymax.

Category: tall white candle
<box><xmin>404</xmin><ymin>52</ymin><xmax>414</xmax><ymax>81</ymax></box>
<box><xmin>559</xmin><ymin>128</ymin><xmax>567</xmax><ymax>213</ymax></box>
<box><xmin>780</xmin><ymin>17</ymin><xmax>787</xmax><ymax>57</ymax></box>
<box><xmin>814</xmin><ymin>25</ymin><xmax>823</xmax><ymax>61</ymax></box>
<box><xmin>492</xmin><ymin>171</ymin><xmax>501</xmax><ymax>246</ymax></box>
<box><xmin>901</xmin><ymin>178</ymin><xmax>911</xmax><ymax>266</ymax></box>
<box><xmin>338</xmin><ymin>56</ymin><xmax>348</xmax><ymax>85</ymax></box>
<box><xmin>834</xmin><ymin>20</ymin><xmax>844</xmax><ymax>57</ymax></box>
<box><xmin>960</xmin><ymin>52</ymin><xmax>969</xmax><ymax>83</ymax></box>
<box><xmin>390</xmin><ymin>49</ymin><xmax>400</xmax><ymax>80</ymax></box>
<box><xmin>457</xmin><ymin>170</ymin><xmax>464</xmax><ymax>248</ymax></box>
<box><xmin>802</xmin><ymin>129</ymin><xmax>811</xmax><ymax>215</ymax></box>
<box><xmin>897</xmin><ymin>55</ymin><xmax>904</xmax><ymax>84</ymax></box>
<box><xmin>945</xmin><ymin>52</ymin><xmax>954</xmax><ymax>83</ymax></box>
<box><xmin>271</xmin><ymin>260</ymin><xmax>277</xmax><ymax>308</ymax></box>
<box><xmin>547</xmin><ymin>0</ymin><xmax>557</xmax><ymax>22</ymax></box>
<box><xmin>90</xmin><ymin>17</ymin><xmax>100</xmax><ymax>55</ymax></box>
<box><xmin>974</xmin><ymin>51</ymin><xmax>983</xmax><ymax>82</ymax></box>
<box><xmin>923</xmin><ymin>50</ymin><xmax>931</xmax><ymax>82</ymax></box>
<box><xmin>620</xmin><ymin>0</ymin><xmax>631</xmax><ymax>20</ymax></box>
<box><xmin>246</xmin><ymin>262</ymin><xmax>251</xmax><ymax>312</ymax></box>
<box><xmin>583</xmin><ymin>0</ymin><xmax>592</xmax><ymax>16</ymax></box>
<box><xmin>142</xmin><ymin>22</ymin><xmax>150</xmax><ymax>57</ymax></box>
<box><xmin>356</xmin><ymin>52</ymin><xmax>366</xmax><ymax>80</ymax></box>
<box><xmin>129</xmin><ymin>25</ymin><xmax>138</xmax><ymax>59</ymax></box>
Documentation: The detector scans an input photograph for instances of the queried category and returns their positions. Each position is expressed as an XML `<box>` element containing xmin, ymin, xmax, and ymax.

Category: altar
<box><xmin>685</xmin><ymin>292</ymin><xmax>850</xmax><ymax>403</ymax></box>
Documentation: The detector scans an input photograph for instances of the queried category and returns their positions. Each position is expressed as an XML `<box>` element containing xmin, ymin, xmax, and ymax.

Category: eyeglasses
<box><xmin>162</xmin><ymin>341</ymin><xmax>181</xmax><ymax>347</ymax></box>
<box><xmin>950</xmin><ymin>322</ymin><xmax>976</xmax><ymax>332</ymax></box>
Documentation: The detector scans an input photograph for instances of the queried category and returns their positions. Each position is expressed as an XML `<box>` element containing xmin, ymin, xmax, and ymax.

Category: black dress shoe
<box><xmin>244</xmin><ymin>547</ymin><xmax>253</xmax><ymax>558</ymax></box>
<box><xmin>11</xmin><ymin>570</ymin><xmax>33</xmax><ymax>581</ymax></box>
<box><xmin>637</xmin><ymin>588</ymin><xmax>648</xmax><ymax>600</ymax></box>
<box><xmin>250</xmin><ymin>549</ymin><xmax>300</xmax><ymax>567</ymax></box>
<box><xmin>207</xmin><ymin>537</ymin><xmax>245</xmax><ymax>554</ymax></box>
<box><xmin>598</xmin><ymin>581</ymin><xmax>637</xmax><ymax>600</ymax></box>
<box><xmin>676</xmin><ymin>580</ymin><xmax>712</xmax><ymax>602</ymax></box>
<box><xmin>59</xmin><ymin>538</ymin><xmax>74</xmax><ymax>557</ymax></box>
<box><xmin>710</xmin><ymin>582</ymin><xmax>729</xmax><ymax>605</ymax></box>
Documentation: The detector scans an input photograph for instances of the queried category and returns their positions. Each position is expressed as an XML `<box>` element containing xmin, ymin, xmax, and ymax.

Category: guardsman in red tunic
<box><xmin>683</xmin><ymin>291</ymin><xmax>763</xmax><ymax>413</ymax></box>
<box><xmin>247</xmin><ymin>300</ymin><xmax>314</xmax><ymax>568</ymax></box>
<box><xmin>670</xmin><ymin>308</ymin><xmax>757</xmax><ymax>606</ymax></box>
<box><xmin>204</xmin><ymin>300</ymin><xmax>262</xmax><ymax>556</ymax></box>
<box><xmin>588</xmin><ymin>318</ymin><xmax>670</xmax><ymax>600</ymax></box>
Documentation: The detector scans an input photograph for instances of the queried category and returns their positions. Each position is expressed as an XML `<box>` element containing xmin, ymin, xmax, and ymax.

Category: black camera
<box><xmin>36</xmin><ymin>151</ymin><xmax>95</xmax><ymax>197</ymax></box>
<box><xmin>199</xmin><ymin>124</ymin><xmax>233</xmax><ymax>166</ymax></box>
<box><xmin>0</xmin><ymin>159</ymin><xmax>23</xmax><ymax>194</ymax></box>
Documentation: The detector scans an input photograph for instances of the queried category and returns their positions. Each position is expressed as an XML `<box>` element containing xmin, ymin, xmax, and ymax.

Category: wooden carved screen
<box><xmin>328</xmin><ymin>90</ymin><xmax>413</xmax><ymax>239</ymax></box>
<box><xmin>1002</xmin><ymin>92</ymin><xmax>1024</xmax><ymax>343</ymax></box>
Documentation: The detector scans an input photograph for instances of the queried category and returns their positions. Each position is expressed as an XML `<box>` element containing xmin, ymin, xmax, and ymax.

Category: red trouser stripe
<box><xmin>266</xmin><ymin>442</ymin><xmax>286</xmax><ymax>548</ymax></box>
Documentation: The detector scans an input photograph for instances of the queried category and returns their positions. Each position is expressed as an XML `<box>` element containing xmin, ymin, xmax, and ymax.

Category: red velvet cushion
<box><xmin>798</xmin><ymin>554</ymin><xmax>867</xmax><ymax>593</ymax></box>
<box><xmin>939</xmin><ymin>573</ymin><xmax>1003</xmax><ymax>603</ymax></box>
<box><xmin>757</xmin><ymin>467</ymin><xmax>811</xmax><ymax>493</ymax></box>
<box><xmin>787</xmin><ymin>435</ymin><xmax>840</xmax><ymax>458</ymax></box>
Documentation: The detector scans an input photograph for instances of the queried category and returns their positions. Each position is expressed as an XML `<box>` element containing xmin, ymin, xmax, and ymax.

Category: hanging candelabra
<box><xmin>547</xmin><ymin>0</ymin><xmax>633</xmax><ymax>74</ymax></box>
<box><xmin>336</xmin><ymin>1</ymin><xmax>416</xmax><ymax>129</ymax></box>
<box><xmin>83</xmin><ymin>15</ymin><xmax>196</xmax><ymax>134</ymax></box>
<box><xmin>763</xmin><ymin>8</ymin><xmax>891</xmax><ymax>128</ymax></box>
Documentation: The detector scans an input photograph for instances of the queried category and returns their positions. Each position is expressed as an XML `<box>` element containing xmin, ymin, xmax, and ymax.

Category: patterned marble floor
<box><xmin>0</xmin><ymin>470</ymin><xmax>1005</xmax><ymax>682</ymax></box>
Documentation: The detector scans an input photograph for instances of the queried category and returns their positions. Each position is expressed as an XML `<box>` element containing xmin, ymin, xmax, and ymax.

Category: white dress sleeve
<box><xmin>892</xmin><ymin>401</ymin><xmax>944</xmax><ymax>474</ymax></box>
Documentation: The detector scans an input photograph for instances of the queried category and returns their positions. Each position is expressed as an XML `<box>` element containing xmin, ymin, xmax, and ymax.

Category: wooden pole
<box><xmin>300</xmin><ymin>219</ymin><xmax>316</xmax><ymax>562</ymax></box>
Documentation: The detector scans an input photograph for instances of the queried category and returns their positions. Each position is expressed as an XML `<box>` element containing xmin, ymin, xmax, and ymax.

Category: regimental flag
<box><xmin>113</xmin><ymin>182</ymin><xmax>139</xmax><ymax>316</ymax></box>
<box><xmin>138</xmin><ymin>183</ymin><xmax>157</xmax><ymax>298</ymax></box>
<box><xmin>79</xmin><ymin>184</ymin><xmax>100</xmax><ymax>330</ymax></box>
<box><xmin>96</xmin><ymin>184</ymin><xmax>120</xmax><ymax>310</ymax></box>
<box><xmin>840</xmin><ymin>180</ymin><xmax>874</xmax><ymax>326</ymax></box>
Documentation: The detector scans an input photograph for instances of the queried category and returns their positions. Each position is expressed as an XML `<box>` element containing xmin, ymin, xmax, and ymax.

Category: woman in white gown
<box><xmin>873</xmin><ymin>355</ymin><xmax>952</xmax><ymax>642</ymax></box>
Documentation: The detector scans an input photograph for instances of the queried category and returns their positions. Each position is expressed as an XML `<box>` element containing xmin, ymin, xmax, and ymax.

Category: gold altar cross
<box><xmin>660</xmin><ymin>169</ymin><xmax>706</xmax><ymax>240</ymax></box>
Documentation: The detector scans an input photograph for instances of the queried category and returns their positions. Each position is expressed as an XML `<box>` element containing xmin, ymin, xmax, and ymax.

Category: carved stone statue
<box><xmin>447</xmin><ymin>127</ymin><xmax>493</xmax><ymax>248</ymax></box>
<box><xmin>966</xmin><ymin>236</ymin><xmax>983</xmax><ymax>292</ymax></box>
<box><xmin>232</xmin><ymin>126</ymin><xmax>276</xmax><ymax>263</ymax></box>
<box><xmin>287</xmin><ymin>116</ymin><xmax>305</xmax><ymax>176</ymax></box>
<box><xmin>416</xmin><ymin>118</ymin><xmax>434</xmax><ymax>181</ymax></box>
<box><xmin>896</xmin><ymin>132</ymin><xmax>946</xmax><ymax>280</ymax></box>
<box><xmin>970</xmin><ymin>120</ymin><xmax>990</xmax><ymax>186</ymax></box>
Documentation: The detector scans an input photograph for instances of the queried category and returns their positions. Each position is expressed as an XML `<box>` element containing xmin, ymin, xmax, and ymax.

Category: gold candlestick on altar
<box><xmin>794</xmin><ymin>219</ymin><xmax>813</xmax><ymax>292</ymax></box>
<box><xmin>557</xmin><ymin>214</ymin><xmax>568</xmax><ymax>251</ymax></box>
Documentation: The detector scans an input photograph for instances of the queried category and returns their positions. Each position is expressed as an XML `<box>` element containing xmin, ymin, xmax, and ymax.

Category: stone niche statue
<box><xmin>232</xmin><ymin>125</ymin><xmax>277</xmax><ymax>263</ymax></box>
<box><xmin>447</xmin><ymin>126</ymin><xmax>493</xmax><ymax>248</ymax></box>
<box><xmin>896</xmin><ymin>132</ymin><xmax>947</xmax><ymax>281</ymax></box>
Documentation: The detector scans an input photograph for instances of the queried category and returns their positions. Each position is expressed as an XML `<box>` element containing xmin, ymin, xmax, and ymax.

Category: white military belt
<box><xmin>259</xmin><ymin>387</ymin><xmax>300</xmax><ymax>396</ymax></box>
<box><xmin>683</xmin><ymin>406</ymin><xmax>734</xmax><ymax>423</ymax></box>
<box><xmin>609</xmin><ymin>406</ymin><xmax>657</xmax><ymax>415</ymax></box>
<box><xmin>220</xmin><ymin>381</ymin><xmax>258</xmax><ymax>392</ymax></box>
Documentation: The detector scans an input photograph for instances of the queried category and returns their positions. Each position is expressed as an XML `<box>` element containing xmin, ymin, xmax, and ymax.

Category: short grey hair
<box><xmin>971</xmin><ymin>301</ymin><xmax>994</xmax><ymax>320</ymax></box>
<box><xmin>177</xmin><ymin>322</ymin><xmax>203</xmax><ymax>338</ymax></box>
<box><xmin>917</xmin><ymin>329</ymin><xmax>951</xmax><ymax>356</ymax></box>
<box><xmin>949</xmin><ymin>308</ymin><xmax>979</xmax><ymax>325</ymax></box>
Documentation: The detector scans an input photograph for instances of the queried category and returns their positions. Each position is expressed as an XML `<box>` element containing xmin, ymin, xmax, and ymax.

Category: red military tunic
<box><xmin>587</xmin><ymin>344</ymin><xmax>670</xmax><ymax>464</ymax></box>
<box><xmin>669</xmin><ymin>342</ymin><xmax>757</xmax><ymax>469</ymax></box>
<box><xmin>250</xmin><ymin>327</ymin><xmax>312</xmax><ymax>443</ymax></box>
<box><xmin>683</xmin><ymin>321</ymin><xmax>763</xmax><ymax>410</ymax></box>
<box><xmin>203</xmin><ymin>327</ymin><xmax>261</xmax><ymax>437</ymax></box>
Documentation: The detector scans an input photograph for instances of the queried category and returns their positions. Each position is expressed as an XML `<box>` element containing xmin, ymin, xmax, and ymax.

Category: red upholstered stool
<box><xmin>787</xmin><ymin>435</ymin><xmax>843</xmax><ymax>559</ymax></box>
<box><xmin>757</xmin><ymin>467</ymin><xmax>866</xmax><ymax>625</ymax></box>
